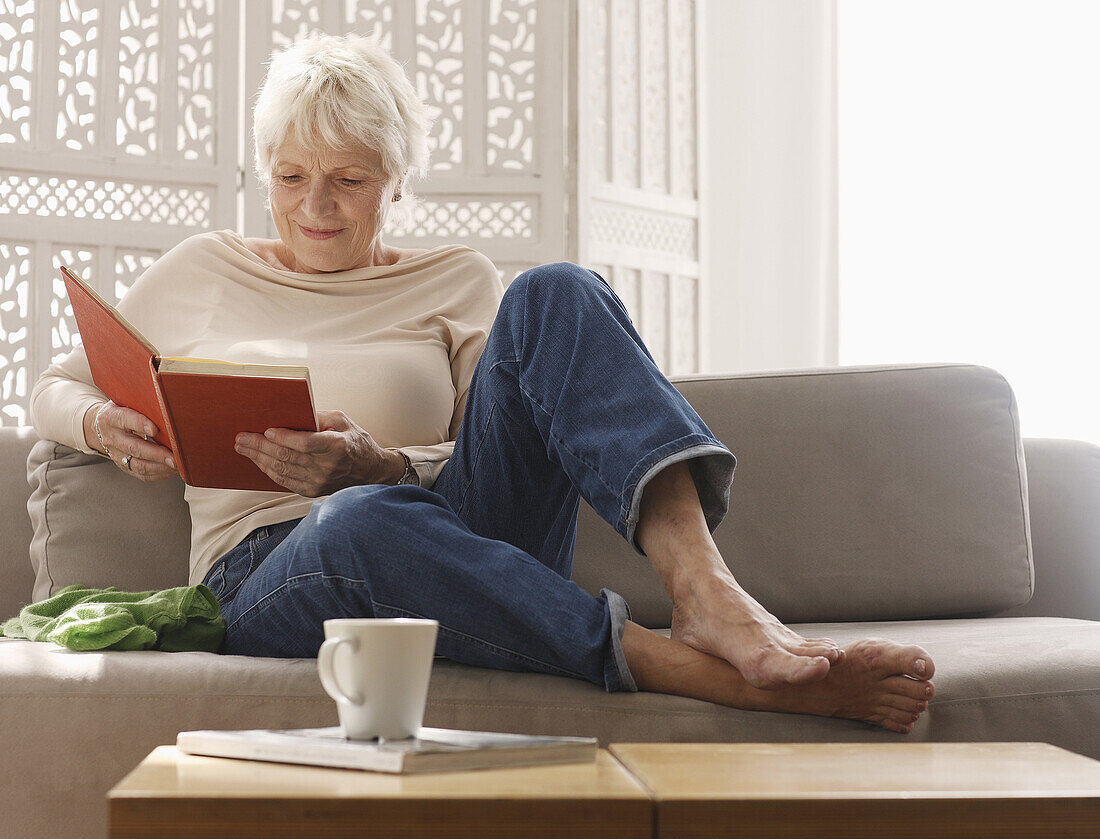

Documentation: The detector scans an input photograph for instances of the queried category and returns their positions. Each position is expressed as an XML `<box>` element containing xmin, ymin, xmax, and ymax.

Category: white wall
<box><xmin>701</xmin><ymin>0</ymin><xmax>837</xmax><ymax>373</ymax></box>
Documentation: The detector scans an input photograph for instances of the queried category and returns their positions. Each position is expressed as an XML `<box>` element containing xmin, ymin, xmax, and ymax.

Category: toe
<box><xmin>883</xmin><ymin>675</ymin><xmax>935</xmax><ymax>701</ymax></box>
<box><xmin>797</xmin><ymin>637</ymin><xmax>843</xmax><ymax>664</ymax></box>
<box><xmin>877</xmin><ymin>705</ymin><xmax>921</xmax><ymax>730</ymax></box>
<box><xmin>748</xmin><ymin>647</ymin><xmax>831</xmax><ymax>689</ymax></box>
<box><xmin>857</xmin><ymin>640</ymin><xmax>934</xmax><ymax>680</ymax></box>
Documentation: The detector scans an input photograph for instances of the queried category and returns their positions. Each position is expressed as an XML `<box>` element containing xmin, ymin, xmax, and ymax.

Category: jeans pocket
<box><xmin>204</xmin><ymin>527</ymin><xmax>268</xmax><ymax>605</ymax></box>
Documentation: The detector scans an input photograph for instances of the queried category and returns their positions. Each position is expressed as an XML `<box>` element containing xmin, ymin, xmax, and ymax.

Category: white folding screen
<box><xmin>0</xmin><ymin>0</ymin><xmax>239</xmax><ymax>426</ymax></box>
<box><xmin>575</xmin><ymin>0</ymin><xmax>702</xmax><ymax>376</ymax></box>
<box><xmin>0</xmin><ymin>0</ymin><xmax>702</xmax><ymax>427</ymax></box>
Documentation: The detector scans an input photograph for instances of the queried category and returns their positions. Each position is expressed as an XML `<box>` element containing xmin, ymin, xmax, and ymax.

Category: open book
<box><xmin>61</xmin><ymin>266</ymin><xmax>317</xmax><ymax>491</ymax></box>
<box><xmin>177</xmin><ymin>726</ymin><xmax>599</xmax><ymax>774</ymax></box>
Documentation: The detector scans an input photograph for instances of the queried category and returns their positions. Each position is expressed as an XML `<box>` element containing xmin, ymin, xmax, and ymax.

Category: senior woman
<box><xmin>31</xmin><ymin>34</ymin><xmax>934</xmax><ymax>732</ymax></box>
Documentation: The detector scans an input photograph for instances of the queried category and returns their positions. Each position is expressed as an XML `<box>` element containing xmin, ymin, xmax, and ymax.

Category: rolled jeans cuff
<box><xmin>602</xmin><ymin>587</ymin><xmax>637</xmax><ymax>692</ymax></box>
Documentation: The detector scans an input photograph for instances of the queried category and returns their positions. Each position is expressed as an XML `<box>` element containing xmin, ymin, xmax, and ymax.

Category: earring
<box><xmin>392</xmin><ymin>190</ymin><xmax>403</xmax><ymax>203</ymax></box>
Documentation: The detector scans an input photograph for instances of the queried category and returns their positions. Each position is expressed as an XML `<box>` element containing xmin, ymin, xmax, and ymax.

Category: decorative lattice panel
<box><xmin>577</xmin><ymin>0</ymin><xmax>701</xmax><ymax>375</ymax></box>
<box><xmin>0</xmin><ymin>0</ymin><xmax>239</xmax><ymax>426</ymax></box>
<box><xmin>0</xmin><ymin>240</ymin><xmax>32</xmax><ymax>426</ymax></box>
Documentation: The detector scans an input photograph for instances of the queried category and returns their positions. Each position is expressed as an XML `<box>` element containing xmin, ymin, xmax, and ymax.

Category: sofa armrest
<box><xmin>998</xmin><ymin>438</ymin><xmax>1100</xmax><ymax>620</ymax></box>
<box><xmin>0</xmin><ymin>427</ymin><xmax>38</xmax><ymax>620</ymax></box>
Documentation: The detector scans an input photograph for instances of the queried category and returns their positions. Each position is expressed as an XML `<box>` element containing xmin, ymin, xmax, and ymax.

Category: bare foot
<box><xmin>757</xmin><ymin>638</ymin><xmax>935</xmax><ymax>732</ymax></box>
<box><xmin>624</xmin><ymin>626</ymin><xmax>935</xmax><ymax>733</ymax></box>
<box><xmin>670</xmin><ymin>572</ymin><xmax>843</xmax><ymax>689</ymax></box>
<box><xmin>636</xmin><ymin>461</ymin><xmax>842</xmax><ymax>690</ymax></box>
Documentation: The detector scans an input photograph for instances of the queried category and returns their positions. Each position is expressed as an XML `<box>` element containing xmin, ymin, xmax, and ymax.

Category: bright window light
<box><xmin>839</xmin><ymin>0</ymin><xmax>1100</xmax><ymax>443</ymax></box>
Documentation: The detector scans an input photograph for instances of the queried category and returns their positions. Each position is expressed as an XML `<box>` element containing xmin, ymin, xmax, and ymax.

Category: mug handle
<box><xmin>318</xmin><ymin>636</ymin><xmax>365</xmax><ymax>705</ymax></box>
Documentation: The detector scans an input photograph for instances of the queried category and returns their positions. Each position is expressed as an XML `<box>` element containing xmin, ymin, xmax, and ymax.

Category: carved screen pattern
<box><xmin>0</xmin><ymin>173</ymin><xmax>212</xmax><ymax>227</ymax></box>
<box><xmin>578</xmin><ymin>0</ymin><xmax>702</xmax><ymax>375</ymax></box>
<box><xmin>0</xmin><ymin>0</ymin><xmax>35</xmax><ymax>146</ymax></box>
<box><xmin>486</xmin><ymin>0</ymin><xmax>536</xmax><ymax>172</ymax></box>
<box><xmin>416</xmin><ymin>0</ymin><xmax>464</xmax><ymax>172</ymax></box>
<box><xmin>49</xmin><ymin>247</ymin><xmax>91</xmax><ymax>365</ymax></box>
<box><xmin>178</xmin><ymin>0</ymin><xmax>217</xmax><ymax>162</ymax></box>
<box><xmin>115</xmin><ymin>249</ymin><xmax>159</xmax><ymax>300</ymax></box>
<box><xmin>56</xmin><ymin>0</ymin><xmax>100</xmax><ymax>152</ymax></box>
<box><xmin>117</xmin><ymin>0</ymin><xmax>160</xmax><ymax>157</ymax></box>
<box><xmin>345</xmin><ymin>0</ymin><xmax>394</xmax><ymax>49</ymax></box>
<box><xmin>385</xmin><ymin>198</ymin><xmax>535</xmax><ymax>240</ymax></box>
<box><xmin>0</xmin><ymin>241</ymin><xmax>32</xmax><ymax>426</ymax></box>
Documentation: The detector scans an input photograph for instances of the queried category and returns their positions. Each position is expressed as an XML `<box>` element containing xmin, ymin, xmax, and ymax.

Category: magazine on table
<box><xmin>177</xmin><ymin>726</ymin><xmax>598</xmax><ymax>774</ymax></box>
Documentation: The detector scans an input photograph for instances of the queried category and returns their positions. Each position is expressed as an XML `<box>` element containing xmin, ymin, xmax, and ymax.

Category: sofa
<box><xmin>2</xmin><ymin>362</ymin><xmax>1099</xmax><ymax>839</ymax></box>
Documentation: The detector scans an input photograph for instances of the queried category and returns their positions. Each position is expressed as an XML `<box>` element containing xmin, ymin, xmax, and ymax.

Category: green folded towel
<box><xmin>1</xmin><ymin>584</ymin><xmax>226</xmax><ymax>652</ymax></box>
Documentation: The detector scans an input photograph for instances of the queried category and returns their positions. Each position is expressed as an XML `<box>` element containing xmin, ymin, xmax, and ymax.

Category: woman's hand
<box><xmin>83</xmin><ymin>402</ymin><xmax>178</xmax><ymax>482</ymax></box>
<box><xmin>234</xmin><ymin>410</ymin><xmax>406</xmax><ymax>497</ymax></box>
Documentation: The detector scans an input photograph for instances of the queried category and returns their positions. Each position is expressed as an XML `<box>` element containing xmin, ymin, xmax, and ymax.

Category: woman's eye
<box><xmin>278</xmin><ymin>175</ymin><xmax>303</xmax><ymax>184</ymax></box>
<box><xmin>339</xmin><ymin>179</ymin><xmax>363</xmax><ymax>186</ymax></box>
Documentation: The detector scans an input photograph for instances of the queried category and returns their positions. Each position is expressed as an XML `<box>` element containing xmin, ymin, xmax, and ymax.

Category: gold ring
<box><xmin>122</xmin><ymin>455</ymin><xmax>133</xmax><ymax>471</ymax></box>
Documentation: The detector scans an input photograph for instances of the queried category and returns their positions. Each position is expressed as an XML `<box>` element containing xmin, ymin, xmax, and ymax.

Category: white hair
<box><xmin>252</xmin><ymin>33</ymin><xmax>431</xmax><ymax>207</ymax></box>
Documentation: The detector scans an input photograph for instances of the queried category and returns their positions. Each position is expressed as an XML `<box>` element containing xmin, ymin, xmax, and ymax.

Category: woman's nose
<box><xmin>302</xmin><ymin>180</ymin><xmax>336</xmax><ymax>217</ymax></box>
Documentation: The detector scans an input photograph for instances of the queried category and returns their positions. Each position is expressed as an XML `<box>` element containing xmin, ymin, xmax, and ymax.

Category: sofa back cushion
<box><xmin>22</xmin><ymin>363</ymin><xmax>1033</xmax><ymax>628</ymax></box>
<box><xmin>26</xmin><ymin>441</ymin><xmax>191</xmax><ymax>602</ymax></box>
<box><xmin>571</xmin><ymin>363</ymin><xmax>1034</xmax><ymax>626</ymax></box>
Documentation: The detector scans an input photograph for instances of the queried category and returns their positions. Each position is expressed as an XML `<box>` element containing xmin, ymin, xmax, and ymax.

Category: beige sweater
<box><xmin>31</xmin><ymin>230</ymin><xmax>504</xmax><ymax>585</ymax></box>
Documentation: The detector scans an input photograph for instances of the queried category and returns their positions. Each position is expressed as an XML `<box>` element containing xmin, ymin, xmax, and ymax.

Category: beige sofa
<box><xmin>2</xmin><ymin>363</ymin><xmax>1099</xmax><ymax>839</ymax></box>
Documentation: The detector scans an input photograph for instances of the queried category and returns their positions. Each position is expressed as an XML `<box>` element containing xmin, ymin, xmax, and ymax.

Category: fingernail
<box><xmin>264</xmin><ymin>429</ymin><xmax>275</xmax><ymax>439</ymax></box>
<box><xmin>166</xmin><ymin>456</ymin><xmax>175</xmax><ymax>469</ymax></box>
<box><xmin>914</xmin><ymin>658</ymin><xmax>926</xmax><ymax>676</ymax></box>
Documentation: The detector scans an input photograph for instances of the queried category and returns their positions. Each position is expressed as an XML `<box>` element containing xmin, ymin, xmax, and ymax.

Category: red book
<box><xmin>61</xmin><ymin>265</ymin><xmax>317</xmax><ymax>492</ymax></box>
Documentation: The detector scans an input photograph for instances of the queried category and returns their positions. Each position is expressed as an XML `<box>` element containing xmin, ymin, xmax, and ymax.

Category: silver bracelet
<box><xmin>93</xmin><ymin>405</ymin><xmax>112</xmax><ymax>459</ymax></box>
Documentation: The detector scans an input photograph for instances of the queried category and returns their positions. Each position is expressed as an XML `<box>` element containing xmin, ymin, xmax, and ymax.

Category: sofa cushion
<box><xmin>3</xmin><ymin>615</ymin><xmax>1097</xmax><ymax>839</ymax></box>
<box><xmin>573</xmin><ymin>363</ymin><xmax>1034</xmax><ymax>625</ymax></box>
<box><xmin>26</xmin><ymin>440</ymin><xmax>191</xmax><ymax>603</ymax></box>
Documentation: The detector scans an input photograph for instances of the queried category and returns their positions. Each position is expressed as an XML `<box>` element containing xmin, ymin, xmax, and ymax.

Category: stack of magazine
<box><xmin>177</xmin><ymin>726</ymin><xmax>598</xmax><ymax>774</ymax></box>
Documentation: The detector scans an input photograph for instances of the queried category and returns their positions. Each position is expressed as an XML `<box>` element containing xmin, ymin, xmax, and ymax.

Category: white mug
<box><xmin>317</xmin><ymin>618</ymin><xmax>439</xmax><ymax>741</ymax></box>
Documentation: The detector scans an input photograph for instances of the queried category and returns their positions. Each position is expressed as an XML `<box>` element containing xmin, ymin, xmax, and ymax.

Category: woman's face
<box><xmin>268</xmin><ymin>132</ymin><xmax>399</xmax><ymax>273</ymax></box>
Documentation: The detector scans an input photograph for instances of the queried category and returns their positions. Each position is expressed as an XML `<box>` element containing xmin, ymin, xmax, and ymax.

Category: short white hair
<box><xmin>252</xmin><ymin>33</ymin><xmax>431</xmax><ymax>199</ymax></box>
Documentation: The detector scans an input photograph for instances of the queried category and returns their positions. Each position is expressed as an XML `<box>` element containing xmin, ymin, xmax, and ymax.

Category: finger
<box><xmin>235</xmin><ymin>446</ymin><xmax>307</xmax><ymax>494</ymax></box>
<box><xmin>235</xmin><ymin>436</ymin><xmax>310</xmax><ymax>485</ymax></box>
<box><xmin>315</xmin><ymin>410</ymin><xmax>350</xmax><ymax>432</ymax></box>
<box><xmin>261</xmin><ymin>426</ymin><xmax>334</xmax><ymax>454</ymax></box>
<box><xmin>115</xmin><ymin>434</ymin><xmax>176</xmax><ymax>468</ymax></box>
<box><xmin>125</xmin><ymin>456</ymin><xmax>178</xmax><ymax>481</ymax></box>
<box><xmin>237</xmin><ymin>432</ymin><xmax>305</xmax><ymax>464</ymax></box>
<box><xmin>112</xmin><ymin>405</ymin><xmax>160</xmax><ymax>439</ymax></box>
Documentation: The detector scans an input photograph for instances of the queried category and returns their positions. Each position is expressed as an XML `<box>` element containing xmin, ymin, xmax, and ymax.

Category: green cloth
<box><xmin>1</xmin><ymin>584</ymin><xmax>225</xmax><ymax>652</ymax></box>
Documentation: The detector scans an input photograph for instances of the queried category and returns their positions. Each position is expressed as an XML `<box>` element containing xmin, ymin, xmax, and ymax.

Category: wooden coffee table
<box><xmin>610</xmin><ymin>742</ymin><xmax>1100</xmax><ymax>838</ymax></box>
<box><xmin>109</xmin><ymin>741</ymin><xmax>1100</xmax><ymax>838</ymax></box>
<box><xmin>108</xmin><ymin>745</ymin><xmax>652</xmax><ymax>838</ymax></box>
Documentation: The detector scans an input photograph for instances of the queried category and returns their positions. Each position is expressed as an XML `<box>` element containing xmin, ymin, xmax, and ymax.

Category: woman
<box><xmin>32</xmin><ymin>34</ymin><xmax>934</xmax><ymax>731</ymax></box>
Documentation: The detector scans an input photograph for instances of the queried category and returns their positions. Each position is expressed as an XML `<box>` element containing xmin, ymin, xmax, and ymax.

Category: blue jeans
<box><xmin>203</xmin><ymin>263</ymin><xmax>735</xmax><ymax>692</ymax></box>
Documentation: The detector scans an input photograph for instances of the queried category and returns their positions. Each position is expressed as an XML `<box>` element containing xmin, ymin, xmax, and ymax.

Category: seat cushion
<box><xmin>3</xmin><ymin>615</ymin><xmax>1097</xmax><ymax>839</ymax></box>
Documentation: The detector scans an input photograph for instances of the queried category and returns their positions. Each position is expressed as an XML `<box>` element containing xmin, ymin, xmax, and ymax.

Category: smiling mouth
<box><xmin>298</xmin><ymin>224</ymin><xmax>343</xmax><ymax>240</ymax></box>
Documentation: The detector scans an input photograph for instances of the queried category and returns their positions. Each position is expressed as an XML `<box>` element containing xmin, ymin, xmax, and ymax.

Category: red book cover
<box><xmin>60</xmin><ymin>266</ymin><xmax>172</xmax><ymax>451</ymax></box>
<box><xmin>61</xmin><ymin>266</ymin><xmax>317</xmax><ymax>492</ymax></box>
<box><xmin>156</xmin><ymin>368</ymin><xmax>317</xmax><ymax>492</ymax></box>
